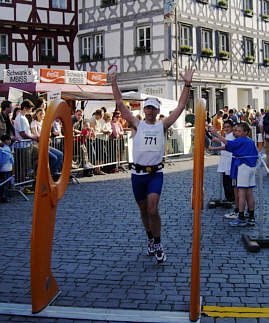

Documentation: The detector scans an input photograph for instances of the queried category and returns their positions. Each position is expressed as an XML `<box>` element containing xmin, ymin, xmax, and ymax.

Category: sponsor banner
<box><xmin>40</xmin><ymin>68</ymin><xmax>65</xmax><ymax>83</ymax></box>
<box><xmin>47</xmin><ymin>91</ymin><xmax>61</xmax><ymax>103</ymax></box>
<box><xmin>164</xmin><ymin>0</ymin><xmax>178</xmax><ymax>24</ymax></box>
<box><xmin>65</xmin><ymin>70</ymin><xmax>87</xmax><ymax>84</ymax></box>
<box><xmin>87</xmin><ymin>72</ymin><xmax>107</xmax><ymax>86</ymax></box>
<box><xmin>4</xmin><ymin>68</ymin><xmax>37</xmax><ymax>83</ymax></box>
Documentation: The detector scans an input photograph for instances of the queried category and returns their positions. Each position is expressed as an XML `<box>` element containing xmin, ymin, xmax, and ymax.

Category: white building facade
<box><xmin>76</xmin><ymin>0</ymin><xmax>269</xmax><ymax>115</ymax></box>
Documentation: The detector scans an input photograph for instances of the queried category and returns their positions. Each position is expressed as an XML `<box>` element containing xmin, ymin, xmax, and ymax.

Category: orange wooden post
<box><xmin>190</xmin><ymin>99</ymin><xmax>206</xmax><ymax>322</ymax></box>
<box><xmin>31</xmin><ymin>100</ymin><xmax>73</xmax><ymax>313</ymax></box>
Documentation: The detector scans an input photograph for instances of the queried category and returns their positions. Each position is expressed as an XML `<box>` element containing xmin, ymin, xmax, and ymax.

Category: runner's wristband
<box><xmin>184</xmin><ymin>83</ymin><xmax>192</xmax><ymax>87</ymax></box>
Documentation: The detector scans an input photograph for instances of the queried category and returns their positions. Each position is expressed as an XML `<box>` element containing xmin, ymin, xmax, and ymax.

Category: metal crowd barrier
<box><xmin>50</xmin><ymin>133</ymin><xmax>128</xmax><ymax>174</ymax></box>
<box><xmin>164</xmin><ymin>127</ymin><xmax>194</xmax><ymax>161</ymax></box>
<box><xmin>8</xmin><ymin>128</ymin><xmax>193</xmax><ymax>199</ymax></box>
<box><xmin>12</xmin><ymin>139</ymin><xmax>36</xmax><ymax>201</ymax></box>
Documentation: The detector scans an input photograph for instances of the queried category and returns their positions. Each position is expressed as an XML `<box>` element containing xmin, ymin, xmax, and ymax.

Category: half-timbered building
<box><xmin>0</xmin><ymin>0</ymin><xmax>78</xmax><ymax>79</ymax></box>
<box><xmin>76</xmin><ymin>0</ymin><xmax>269</xmax><ymax>114</ymax></box>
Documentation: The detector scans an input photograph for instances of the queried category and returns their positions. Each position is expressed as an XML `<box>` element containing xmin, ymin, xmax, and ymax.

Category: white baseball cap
<box><xmin>144</xmin><ymin>98</ymin><xmax>161</xmax><ymax>110</ymax></box>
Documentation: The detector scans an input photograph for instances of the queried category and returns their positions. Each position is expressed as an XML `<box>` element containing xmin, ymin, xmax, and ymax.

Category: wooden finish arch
<box><xmin>190</xmin><ymin>99</ymin><xmax>206</xmax><ymax>322</ymax></box>
<box><xmin>30</xmin><ymin>100</ymin><xmax>73</xmax><ymax>314</ymax></box>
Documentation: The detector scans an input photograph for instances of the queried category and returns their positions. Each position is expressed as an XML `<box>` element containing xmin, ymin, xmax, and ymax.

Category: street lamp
<box><xmin>162</xmin><ymin>58</ymin><xmax>172</xmax><ymax>75</ymax></box>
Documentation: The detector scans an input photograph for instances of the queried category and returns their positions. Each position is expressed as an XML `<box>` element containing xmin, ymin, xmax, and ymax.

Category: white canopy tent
<box><xmin>83</xmin><ymin>91</ymin><xmax>185</xmax><ymax>129</ymax></box>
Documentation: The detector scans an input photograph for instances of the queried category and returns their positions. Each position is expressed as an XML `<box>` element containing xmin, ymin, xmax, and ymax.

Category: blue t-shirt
<box><xmin>226</xmin><ymin>137</ymin><xmax>258</xmax><ymax>178</ymax></box>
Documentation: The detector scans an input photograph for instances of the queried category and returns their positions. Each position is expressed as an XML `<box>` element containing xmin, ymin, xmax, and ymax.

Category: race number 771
<box><xmin>144</xmin><ymin>136</ymin><xmax>157</xmax><ymax>145</ymax></box>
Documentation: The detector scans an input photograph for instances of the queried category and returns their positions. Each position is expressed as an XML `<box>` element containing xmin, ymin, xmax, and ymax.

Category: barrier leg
<box><xmin>190</xmin><ymin>99</ymin><xmax>206</xmax><ymax>322</ymax></box>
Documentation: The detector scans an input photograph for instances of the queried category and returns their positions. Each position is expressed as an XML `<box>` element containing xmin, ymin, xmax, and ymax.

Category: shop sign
<box><xmin>40</xmin><ymin>68</ymin><xmax>65</xmax><ymax>83</ymax></box>
<box><xmin>164</xmin><ymin>0</ymin><xmax>178</xmax><ymax>24</ymax></box>
<box><xmin>47</xmin><ymin>91</ymin><xmax>61</xmax><ymax>103</ymax></box>
<box><xmin>65</xmin><ymin>70</ymin><xmax>87</xmax><ymax>84</ymax></box>
<box><xmin>4</xmin><ymin>68</ymin><xmax>37</xmax><ymax>83</ymax></box>
<box><xmin>87</xmin><ymin>72</ymin><xmax>107</xmax><ymax>85</ymax></box>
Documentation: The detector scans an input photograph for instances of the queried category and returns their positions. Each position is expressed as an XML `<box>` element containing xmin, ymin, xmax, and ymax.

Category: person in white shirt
<box><xmin>13</xmin><ymin>100</ymin><xmax>39</xmax><ymax>184</ymax></box>
<box><xmin>110</xmin><ymin>65</ymin><xmax>195</xmax><ymax>263</ymax></box>
<box><xmin>14</xmin><ymin>101</ymin><xmax>38</xmax><ymax>143</ymax></box>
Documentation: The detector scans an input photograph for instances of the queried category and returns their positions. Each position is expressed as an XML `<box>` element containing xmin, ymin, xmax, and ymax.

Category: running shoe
<box><xmin>229</xmin><ymin>218</ymin><xmax>247</xmax><ymax>227</ymax></box>
<box><xmin>224</xmin><ymin>211</ymin><xmax>238</xmax><ymax>219</ymax></box>
<box><xmin>153</xmin><ymin>243</ymin><xmax>167</xmax><ymax>263</ymax></box>
<box><xmin>247</xmin><ymin>217</ymin><xmax>255</xmax><ymax>226</ymax></box>
<box><xmin>147</xmin><ymin>238</ymin><xmax>154</xmax><ymax>256</ymax></box>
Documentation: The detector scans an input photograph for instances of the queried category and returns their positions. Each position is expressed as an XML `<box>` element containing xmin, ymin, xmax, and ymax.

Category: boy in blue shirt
<box><xmin>209</xmin><ymin>122</ymin><xmax>258</xmax><ymax>227</ymax></box>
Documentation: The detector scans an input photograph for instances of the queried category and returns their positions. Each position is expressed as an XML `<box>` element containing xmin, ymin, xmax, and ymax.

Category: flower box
<box><xmin>201</xmin><ymin>48</ymin><xmax>214</xmax><ymax>57</ymax></box>
<box><xmin>245</xmin><ymin>55</ymin><xmax>255</xmax><ymax>64</ymax></box>
<box><xmin>0</xmin><ymin>54</ymin><xmax>9</xmax><ymax>61</ymax></box>
<box><xmin>93</xmin><ymin>53</ymin><xmax>103</xmax><ymax>60</ymax></box>
<box><xmin>197</xmin><ymin>0</ymin><xmax>208</xmax><ymax>4</ymax></box>
<box><xmin>80</xmin><ymin>54</ymin><xmax>90</xmax><ymax>63</ymax></box>
<box><xmin>180</xmin><ymin>45</ymin><xmax>193</xmax><ymax>55</ymax></box>
<box><xmin>219</xmin><ymin>50</ymin><xmax>229</xmax><ymax>60</ymax></box>
<box><xmin>217</xmin><ymin>1</ymin><xmax>228</xmax><ymax>9</ymax></box>
<box><xmin>41</xmin><ymin>55</ymin><xmax>57</xmax><ymax>63</ymax></box>
<box><xmin>263</xmin><ymin>14</ymin><xmax>269</xmax><ymax>22</ymax></box>
<box><xmin>134</xmin><ymin>46</ymin><xmax>147</xmax><ymax>55</ymax></box>
<box><xmin>101</xmin><ymin>0</ymin><xmax>116</xmax><ymax>8</ymax></box>
<box><xmin>244</xmin><ymin>9</ymin><xmax>253</xmax><ymax>17</ymax></box>
<box><xmin>264</xmin><ymin>58</ymin><xmax>269</xmax><ymax>66</ymax></box>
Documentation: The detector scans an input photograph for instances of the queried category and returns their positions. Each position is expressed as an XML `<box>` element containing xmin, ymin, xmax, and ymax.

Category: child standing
<box><xmin>0</xmin><ymin>135</ymin><xmax>14</xmax><ymax>203</ymax></box>
<box><xmin>211</xmin><ymin>119</ymin><xmax>235</xmax><ymax>202</ymax></box>
<box><xmin>209</xmin><ymin>122</ymin><xmax>258</xmax><ymax>227</ymax></box>
<box><xmin>80</xmin><ymin>120</ymin><xmax>95</xmax><ymax>170</ymax></box>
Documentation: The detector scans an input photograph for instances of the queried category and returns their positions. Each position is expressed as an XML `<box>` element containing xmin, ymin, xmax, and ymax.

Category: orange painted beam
<box><xmin>30</xmin><ymin>100</ymin><xmax>73</xmax><ymax>313</ymax></box>
<box><xmin>190</xmin><ymin>99</ymin><xmax>206</xmax><ymax>322</ymax></box>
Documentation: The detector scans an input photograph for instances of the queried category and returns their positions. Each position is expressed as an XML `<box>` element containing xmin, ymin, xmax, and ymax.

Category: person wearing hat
<box><xmin>110</xmin><ymin>65</ymin><xmax>195</xmax><ymax>263</ymax></box>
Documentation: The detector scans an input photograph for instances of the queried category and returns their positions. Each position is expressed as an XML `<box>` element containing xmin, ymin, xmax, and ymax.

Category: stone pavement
<box><xmin>1</xmin><ymin>155</ymin><xmax>269</xmax><ymax>323</ymax></box>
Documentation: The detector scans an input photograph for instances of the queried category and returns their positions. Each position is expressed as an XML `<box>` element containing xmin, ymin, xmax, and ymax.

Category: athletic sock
<box><xmin>234</xmin><ymin>208</ymin><xmax>239</xmax><ymax>213</ymax></box>
<box><xmin>147</xmin><ymin>230</ymin><xmax>153</xmax><ymax>240</ymax></box>
<box><xmin>154</xmin><ymin>236</ymin><xmax>160</xmax><ymax>244</ymax></box>
<box><xmin>238</xmin><ymin>212</ymin><xmax>245</xmax><ymax>220</ymax></box>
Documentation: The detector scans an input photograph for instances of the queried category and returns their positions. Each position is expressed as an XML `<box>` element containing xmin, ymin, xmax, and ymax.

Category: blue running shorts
<box><xmin>131</xmin><ymin>172</ymin><xmax>163</xmax><ymax>202</ymax></box>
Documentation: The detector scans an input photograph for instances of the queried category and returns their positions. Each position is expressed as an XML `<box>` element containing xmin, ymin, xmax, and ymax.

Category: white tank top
<box><xmin>132</xmin><ymin>120</ymin><xmax>165</xmax><ymax>168</ymax></box>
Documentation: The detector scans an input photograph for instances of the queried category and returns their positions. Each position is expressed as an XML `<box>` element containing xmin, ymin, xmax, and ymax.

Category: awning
<box><xmin>0</xmin><ymin>82</ymin><xmax>116</xmax><ymax>100</ymax></box>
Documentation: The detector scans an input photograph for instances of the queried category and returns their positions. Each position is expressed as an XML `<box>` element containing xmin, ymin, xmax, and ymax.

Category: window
<box><xmin>82</xmin><ymin>36</ymin><xmax>91</xmax><ymax>56</ymax></box>
<box><xmin>201</xmin><ymin>29</ymin><xmax>212</xmax><ymax>49</ymax></box>
<box><xmin>80</xmin><ymin>34</ymin><xmax>104</xmax><ymax>60</ymax></box>
<box><xmin>263</xmin><ymin>0</ymin><xmax>269</xmax><ymax>14</ymax></box>
<box><xmin>264</xmin><ymin>41</ymin><xmax>269</xmax><ymax>58</ymax></box>
<box><xmin>219</xmin><ymin>32</ymin><xmax>229</xmax><ymax>51</ymax></box>
<box><xmin>180</xmin><ymin>24</ymin><xmax>192</xmax><ymax>47</ymax></box>
<box><xmin>0</xmin><ymin>0</ymin><xmax>12</xmax><ymax>3</ymax></box>
<box><xmin>41</xmin><ymin>37</ymin><xmax>54</xmax><ymax>57</ymax></box>
<box><xmin>218</xmin><ymin>32</ymin><xmax>229</xmax><ymax>58</ymax></box>
<box><xmin>0</xmin><ymin>34</ymin><xmax>8</xmax><ymax>55</ymax></box>
<box><xmin>244</xmin><ymin>0</ymin><xmax>253</xmax><ymax>10</ymax></box>
<box><xmin>136</xmin><ymin>26</ymin><xmax>151</xmax><ymax>53</ymax></box>
<box><xmin>245</xmin><ymin>37</ymin><xmax>254</xmax><ymax>57</ymax></box>
<box><xmin>52</xmin><ymin>0</ymin><xmax>67</xmax><ymax>9</ymax></box>
<box><xmin>94</xmin><ymin>34</ymin><xmax>103</xmax><ymax>57</ymax></box>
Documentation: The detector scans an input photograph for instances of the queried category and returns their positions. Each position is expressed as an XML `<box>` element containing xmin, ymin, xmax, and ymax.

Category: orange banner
<box><xmin>40</xmin><ymin>69</ymin><xmax>65</xmax><ymax>83</ymax></box>
<box><xmin>87</xmin><ymin>72</ymin><xmax>107</xmax><ymax>85</ymax></box>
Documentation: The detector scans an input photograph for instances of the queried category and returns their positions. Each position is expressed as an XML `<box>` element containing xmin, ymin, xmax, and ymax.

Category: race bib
<box><xmin>139</xmin><ymin>129</ymin><xmax>162</xmax><ymax>152</ymax></box>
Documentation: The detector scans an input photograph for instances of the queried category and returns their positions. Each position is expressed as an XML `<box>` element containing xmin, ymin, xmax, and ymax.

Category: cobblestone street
<box><xmin>1</xmin><ymin>155</ymin><xmax>269</xmax><ymax>323</ymax></box>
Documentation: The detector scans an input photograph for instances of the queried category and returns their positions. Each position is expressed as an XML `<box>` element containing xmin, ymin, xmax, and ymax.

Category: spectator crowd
<box><xmin>0</xmin><ymin>98</ymin><xmax>132</xmax><ymax>202</ymax></box>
